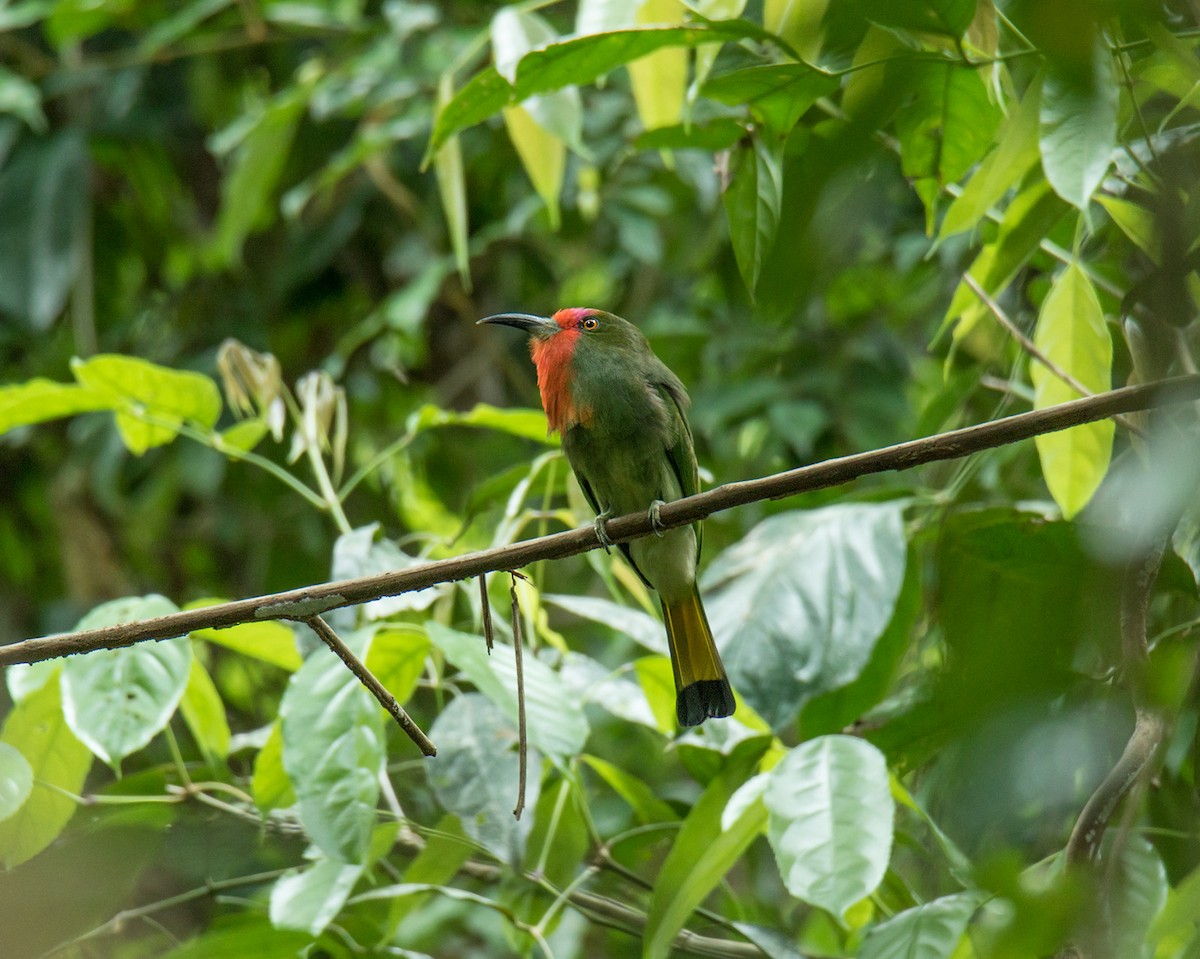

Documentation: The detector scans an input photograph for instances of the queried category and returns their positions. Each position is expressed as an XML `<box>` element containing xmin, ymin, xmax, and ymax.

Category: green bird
<box><xmin>478</xmin><ymin>307</ymin><xmax>736</xmax><ymax>726</ymax></box>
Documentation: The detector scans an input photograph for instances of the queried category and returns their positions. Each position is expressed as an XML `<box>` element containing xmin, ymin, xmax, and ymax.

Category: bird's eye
<box><xmin>582</xmin><ymin>316</ymin><xmax>599</xmax><ymax>331</ymax></box>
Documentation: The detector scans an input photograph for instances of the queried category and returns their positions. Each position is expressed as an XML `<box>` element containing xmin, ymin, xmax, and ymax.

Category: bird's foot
<box><xmin>648</xmin><ymin>500</ymin><xmax>667</xmax><ymax>538</ymax></box>
<box><xmin>593</xmin><ymin>509</ymin><xmax>614</xmax><ymax>553</ymax></box>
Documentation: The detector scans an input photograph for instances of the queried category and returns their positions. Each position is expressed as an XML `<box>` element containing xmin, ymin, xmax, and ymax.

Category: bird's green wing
<box><xmin>655</xmin><ymin>379</ymin><xmax>703</xmax><ymax>562</ymax></box>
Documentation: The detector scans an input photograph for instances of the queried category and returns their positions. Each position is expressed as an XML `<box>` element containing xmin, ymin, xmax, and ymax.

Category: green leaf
<box><xmin>582</xmin><ymin>754</ymin><xmax>680</xmax><ymax>823</ymax></box>
<box><xmin>544</xmin><ymin>593</ymin><xmax>667</xmax><ymax>653</ymax></box>
<box><xmin>0</xmin><ymin>678</ymin><xmax>92</xmax><ymax>867</ymax></box>
<box><xmin>0</xmin><ymin>65</ymin><xmax>46</xmax><ymax>131</ymax></box>
<box><xmin>634</xmin><ymin>655</ymin><xmax>679</xmax><ymax>733</ymax></box>
<box><xmin>279</xmin><ymin>633</ymin><xmax>386</xmax><ymax>862</ymax></box>
<box><xmin>188</xmin><ymin>606</ymin><xmax>302</xmax><ymax>671</ymax></box>
<box><xmin>427</xmin><ymin>623</ymin><xmax>589</xmax><ymax>760</ymax></box>
<box><xmin>503</xmin><ymin>104</ymin><xmax>566</xmax><ymax>228</ymax></box>
<box><xmin>61</xmin><ymin>595</ymin><xmax>192</xmax><ymax>766</ymax></box>
<box><xmin>332</xmin><ymin>525</ymin><xmax>447</xmax><ymax>617</ymax></box>
<box><xmin>703</xmin><ymin>503</ymin><xmax>908</xmax><ymax>729</ymax></box>
<box><xmin>428</xmin><ymin>20</ymin><xmax>794</xmax><ymax>153</ymax></box>
<box><xmin>210</xmin><ymin>84</ymin><xmax>309</xmax><ymax>266</ymax></box>
<box><xmin>1110</xmin><ymin>834</ymin><xmax>1168</xmax><ymax>956</ymax></box>
<box><xmin>137</xmin><ymin>0</ymin><xmax>232</xmax><ymax>58</ymax></box>
<box><xmin>722</xmin><ymin>132</ymin><xmax>784</xmax><ymax>294</ymax></box>
<box><xmin>179</xmin><ymin>657</ymin><xmax>231</xmax><ymax>763</ymax></box>
<box><xmin>940</xmin><ymin>75</ymin><xmax>1042</xmax><ymax>240</ymax></box>
<box><xmin>1031</xmin><ymin>262</ymin><xmax>1114</xmax><ymax>519</ymax></box>
<box><xmin>1039</xmin><ymin>40</ymin><xmax>1118</xmax><ymax>210</ymax></box>
<box><xmin>426</xmin><ymin>693</ymin><xmax>539</xmax><ymax>862</ymax></box>
<box><xmin>634</xmin><ymin>117</ymin><xmax>746</xmax><ymax>151</ymax></box>
<box><xmin>269</xmin><ymin>857</ymin><xmax>363</xmax><ymax>935</ymax></box>
<box><xmin>895</xmin><ymin>64</ymin><xmax>1003</xmax><ymax>230</ymax></box>
<box><xmin>434</xmin><ymin>73</ymin><xmax>472</xmax><ymax>291</ymax></box>
<box><xmin>252</xmin><ymin>721</ymin><xmax>295</xmax><ymax>812</ymax></box>
<box><xmin>363</xmin><ymin>625</ymin><xmax>430</xmax><ymax>705</ymax></box>
<box><xmin>764</xmin><ymin>735</ymin><xmax>894</xmax><ymax>919</ymax></box>
<box><xmin>4</xmin><ymin>659</ymin><xmax>59</xmax><ymax>702</ymax></box>
<box><xmin>0</xmin><ymin>742</ymin><xmax>33</xmax><ymax>823</ymax></box>
<box><xmin>0</xmin><ymin>378</ymin><xmax>111</xmax><ymax>436</ymax></box>
<box><xmin>158</xmin><ymin>915</ymin><xmax>313</xmax><ymax>959</ymax></box>
<box><xmin>0</xmin><ymin>130</ymin><xmax>88</xmax><ymax>329</ymax></box>
<box><xmin>644</xmin><ymin>742</ymin><xmax>769</xmax><ymax>959</ymax></box>
<box><xmin>703</xmin><ymin>63</ymin><xmax>838</xmax><ymax>134</ymax></box>
<box><xmin>71</xmin><ymin>354</ymin><xmax>223</xmax><ymax>455</ymax></box>
<box><xmin>1150</xmin><ymin>860</ymin><xmax>1200</xmax><ymax>945</ymax></box>
<box><xmin>856</xmin><ymin>0</ymin><xmax>977</xmax><ymax>36</ymax></box>
<box><xmin>1096</xmin><ymin>194</ymin><xmax>1161</xmax><ymax>264</ymax></box>
<box><xmin>406</xmin><ymin>402</ymin><xmax>553</xmax><ymax>443</ymax></box>
<box><xmin>860</xmin><ymin>892</ymin><xmax>980</xmax><ymax>959</ymax></box>
<box><xmin>763</xmin><ymin>0</ymin><xmax>828</xmax><ymax>61</ymax></box>
<box><xmin>941</xmin><ymin>179</ymin><xmax>1070</xmax><ymax>351</ymax></box>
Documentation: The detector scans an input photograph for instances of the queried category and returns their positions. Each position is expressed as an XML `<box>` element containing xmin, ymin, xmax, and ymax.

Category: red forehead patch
<box><xmin>552</xmin><ymin>308</ymin><xmax>598</xmax><ymax>330</ymax></box>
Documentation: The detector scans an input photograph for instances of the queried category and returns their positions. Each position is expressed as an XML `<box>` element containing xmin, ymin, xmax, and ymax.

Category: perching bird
<box><xmin>478</xmin><ymin>307</ymin><xmax>735</xmax><ymax>726</ymax></box>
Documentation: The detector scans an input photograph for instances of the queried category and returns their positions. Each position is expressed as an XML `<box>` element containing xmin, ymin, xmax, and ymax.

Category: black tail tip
<box><xmin>676</xmin><ymin>680</ymin><xmax>736</xmax><ymax>727</ymax></box>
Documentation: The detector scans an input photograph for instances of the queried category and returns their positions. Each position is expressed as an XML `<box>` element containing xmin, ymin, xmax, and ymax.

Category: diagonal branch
<box><xmin>3</xmin><ymin>374</ymin><xmax>1200</xmax><ymax>669</ymax></box>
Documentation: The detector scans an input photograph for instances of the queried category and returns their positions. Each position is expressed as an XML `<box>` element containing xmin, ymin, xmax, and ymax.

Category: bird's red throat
<box><xmin>530</xmin><ymin>309</ymin><xmax>594</xmax><ymax>433</ymax></box>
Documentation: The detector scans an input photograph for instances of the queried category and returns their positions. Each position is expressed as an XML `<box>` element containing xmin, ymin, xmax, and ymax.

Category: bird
<box><xmin>478</xmin><ymin>307</ymin><xmax>735</xmax><ymax>726</ymax></box>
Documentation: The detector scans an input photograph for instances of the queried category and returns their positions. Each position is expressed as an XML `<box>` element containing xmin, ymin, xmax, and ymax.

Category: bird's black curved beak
<box><xmin>477</xmin><ymin>313</ymin><xmax>559</xmax><ymax>338</ymax></box>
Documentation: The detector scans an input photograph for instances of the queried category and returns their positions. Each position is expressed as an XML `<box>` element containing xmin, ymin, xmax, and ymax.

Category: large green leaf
<box><xmin>71</xmin><ymin>354</ymin><xmax>223</xmax><ymax>454</ymax></box>
<box><xmin>644</xmin><ymin>741</ymin><xmax>769</xmax><ymax>959</ymax></box>
<box><xmin>426</xmin><ymin>693</ymin><xmax>539</xmax><ymax>863</ymax></box>
<box><xmin>722</xmin><ymin>132</ymin><xmax>784</xmax><ymax>295</ymax></box>
<box><xmin>1031</xmin><ymin>261</ymin><xmax>1113</xmax><ymax>519</ymax></box>
<box><xmin>0</xmin><ymin>678</ymin><xmax>92</xmax><ymax>868</ymax></box>
<box><xmin>279</xmin><ymin>632</ymin><xmax>386</xmax><ymax>863</ymax></box>
<box><xmin>0</xmin><ymin>378</ymin><xmax>111</xmax><ymax>436</ymax></box>
<box><xmin>628</xmin><ymin>0</ymin><xmax>687</xmax><ymax>133</ymax></box>
<box><xmin>861</xmin><ymin>893</ymin><xmax>979</xmax><ymax>959</ymax></box>
<box><xmin>427</xmin><ymin>622</ymin><xmax>589</xmax><ymax>760</ymax></box>
<box><xmin>1110</xmin><ymin>834</ymin><xmax>1168</xmax><ymax>956</ymax></box>
<box><xmin>158</xmin><ymin>916</ymin><xmax>313</xmax><ymax>959</ymax></box>
<box><xmin>1039</xmin><ymin>40</ymin><xmax>1118</xmax><ymax>210</ymax></box>
<box><xmin>188</xmin><ymin>604</ymin><xmax>302</xmax><ymax>671</ymax></box>
<box><xmin>269</xmin><ymin>857</ymin><xmax>364</xmax><ymax>935</ymax></box>
<box><xmin>179</xmin><ymin>656</ymin><xmax>231</xmax><ymax>763</ymax></box>
<box><xmin>543</xmin><ymin>593</ymin><xmax>667</xmax><ymax>653</ymax></box>
<box><xmin>0</xmin><ymin>130</ymin><xmax>88</xmax><ymax>329</ymax></box>
<box><xmin>61</xmin><ymin>595</ymin><xmax>192</xmax><ymax>766</ymax></box>
<box><xmin>764</xmin><ymin>735</ymin><xmax>894</xmax><ymax>919</ymax></box>
<box><xmin>703</xmin><ymin>503</ymin><xmax>908</xmax><ymax>729</ymax></box>
<box><xmin>856</xmin><ymin>0</ymin><xmax>978</xmax><ymax>37</ymax></box>
<box><xmin>332</xmin><ymin>524</ymin><xmax>448</xmax><ymax>617</ymax></box>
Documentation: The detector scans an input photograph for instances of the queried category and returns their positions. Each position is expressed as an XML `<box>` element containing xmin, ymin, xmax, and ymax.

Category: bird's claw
<box><xmin>649</xmin><ymin>500</ymin><xmax>667</xmax><ymax>537</ymax></box>
<box><xmin>593</xmin><ymin>510</ymin><xmax>614</xmax><ymax>553</ymax></box>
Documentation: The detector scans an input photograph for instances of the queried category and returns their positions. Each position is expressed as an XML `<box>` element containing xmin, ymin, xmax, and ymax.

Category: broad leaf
<box><xmin>857</xmin><ymin>0</ymin><xmax>977</xmax><ymax>37</ymax></box>
<box><xmin>1031</xmin><ymin>262</ymin><xmax>1113</xmax><ymax>519</ymax></box>
<box><xmin>279</xmin><ymin>632</ymin><xmax>386</xmax><ymax>862</ymax></box>
<box><xmin>0</xmin><ymin>379</ymin><xmax>110</xmax><ymax>436</ymax></box>
<box><xmin>427</xmin><ymin>622</ymin><xmax>589</xmax><ymax>759</ymax></box>
<box><xmin>0</xmin><ymin>679</ymin><xmax>92</xmax><ymax>867</ymax></box>
<box><xmin>434</xmin><ymin>73</ymin><xmax>471</xmax><ymax>289</ymax></box>
<box><xmin>1039</xmin><ymin>40</ymin><xmax>1118</xmax><ymax>210</ymax></box>
<box><xmin>860</xmin><ymin>892</ymin><xmax>980</xmax><ymax>959</ymax></box>
<box><xmin>764</xmin><ymin>735</ymin><xmax>894</xmax><ymax>919</ymax></box>
<box><xmin>628</xmin><ymin>0</ymin><xmax>687</xmax><ymax>132</ymax></box>
<box><xmin>179</xmin><ymin>657</ymin><xmax>231</xmax><ymax>762</ymax></box>
<box><xmin>703</xmin><ymin>63</ymin><xmax>838</xmax><ymax>134</ymax></box>
<box><xmin>269</xmin><ymin>857</ymin><xmax>364</xmax><ymax>935</ymax></box>
<box><xmin>723</xmin><ymin>132</ymin><xmax>784</xmax><ymax>294</ymax></box>
<box><xmin>364</xmin><ymin>625</ymin><xmax>430</xmax><ymax>706</ymax></box>
<box><xmin>61</xmin><ymin>595</ymin><xmax>192</xmax><ymax>766</ymax></box>
<box><xmin>332</xmin><ymin>524</ymin><xmax>446</xmax><ymax>617</ymax></box>
<box><xmin>252</xmin><ymin>721</ymin><xmax>295</xmax><ymax>812</ymax></box>
<box><xmin>0</xmin><ymin>742</ymin><xmax>33</xmax><ymax>823</ymax></box>
<box><xmin>703</xmin><ymin>503</ymin><xmax>908</xmax><ymax>729</ymax></box>
<box><xmin>426</xmin><ymin>693</ymin><xmax>539</xmax><ymax>863</ymax></box>
<box><xmin>544</xmin><ymin>593</ymin><xmax>667</xmax><ymax>653</ymax></box>
<box><xmin>71</xmin><ymin>354</ymin><xmax>223</xmax><ymax>454</ymax></box>
<box><xmin>188</xmin><ymin>605</ymin><xmax>302</xmax><ymax>671</ymax></box>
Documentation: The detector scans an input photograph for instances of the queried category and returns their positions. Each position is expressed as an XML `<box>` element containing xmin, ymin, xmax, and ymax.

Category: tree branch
<box><xmin>4</xmin><ymin>374</ymin><xmax>1200</xmax><ymax>669</ymax></box>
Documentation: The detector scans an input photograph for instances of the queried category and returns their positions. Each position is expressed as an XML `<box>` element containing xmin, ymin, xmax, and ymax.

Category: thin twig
<box><xmin>479</xmin><ymin>574</ymin><xmax>494</xmax><ymax>653</ymax></box>
<box><xmin>962</xmin><ymin>274</ymin><xmax>1144</xmax><ymax>437</ymax></box>
<box><xmin>5</xmin><ymin>375</ymin><xmax>1200</xmax><ymax>668</ymax></box>
<box><xmin>509</xmin><ymin>574</ymin><xmax>528</xmax><ymax>821</ymax></box>
<box><xmin>305</xmin><ymin>614</ymin><xmax>437</xmax><ymax>757</ymax></box>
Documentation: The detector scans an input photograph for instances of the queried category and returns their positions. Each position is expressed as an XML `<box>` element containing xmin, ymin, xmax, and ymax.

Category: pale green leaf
<box><xmin>1031</xmin><ymin>262</ymin><xmax>1114</xmax><ymax>519</ymax></box>
<box><xmin>1039</xmin><ymin>40</ymin><xmax>1118</xmax><ymax>210</ymax></box>
<box><xmin>269</xmin><ymin>857</ymin><xmax>363</xmax><ymax>935</ymax></box>
<box><xmin>860</xmin><ymin>892</ymin><xmax>979</xmax><ymax>959</ymax></box>
<box><xmin>0</xmin><ymin>679</ymin><xmax>92</xmax><ymax>868</ymax></box>
<box><xmin>279</xmin><ymin>632</ymin><xmax>386</xmax><ymax>862</ymax></box>
<box><xmin>763</xmin><ymin>0</ymin><xmax>829</xmax><ymax>61</ymax></box>
<box><xmin>722</xmin><ymin>133</ymin><xmax>783</xmax><ymax>294</ymax></box>
<box><xmin>252</xmin><ymin>721</ymin><xmax>295</xmax><ymax>812</ymax></box>
<box><xmin>363</xmin><ymin>625</ymin><xmax>430</xmax><ymax>705</ymax></box>
<box><xmin>434</xmin><ymin>74</ymin><xmax>471</xmax><ymax>290</ymax></box>
<box><xmin>0</xmin><ymin>379</ymin><xmax>109</xmax><ymax>436</ymax></box>
<box><xmin>0</xmin><ymin>65</ymin><xmax>46</xmax><ymax>131</ymax></box>
<box><xmin>0</xmin><ymin>742</ymin><xmax>33</xmax><ymax>823</ymax></box>
<box><xmin>503</xmin><ymin>104</ymin><xmax>566</xmax><ymax>228</ymax></box>
<box><xmin>764</xmin><ymin>735</ymin><xmax>894</xmax><ymax>918</ymax></box>
<box><xmin>629</xmin><ymin>0</ymin><xmax>687</xmax><ymax>132</ymax></box>
<box><xmin>179</xmin><ymin>657</ymin><xmax>231</xmax><ymax>762</ymax></box>
<box><xmin>544</xmin><ymin>593</ymin><xmax>667</xmax><ymax>654</ymax></box>
<box><xmin>1097</xmin><ymin>195</ymin><xmax>1161</xmax><ymax>264</ymax></box>
<box><xmin>188</xmin><ymin>605</ymin><xmax>302</xmax><ymax>671</ymax></box>
<box><xmin>61</xmin><ymin>595</ymin><xmax>192</xmax><ymax>765</ymax></box>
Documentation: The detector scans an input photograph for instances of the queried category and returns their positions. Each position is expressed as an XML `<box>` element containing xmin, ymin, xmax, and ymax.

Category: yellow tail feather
<box><xmin>661</xmin><ymin>586</ymin><xmax>735</xmax><ymax>726</ymax></box>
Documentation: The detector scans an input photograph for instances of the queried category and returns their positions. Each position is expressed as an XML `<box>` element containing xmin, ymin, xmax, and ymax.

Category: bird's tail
<box><xmin>660</xmin><ymin>585</ymin><xmax>735</xmax><ymax>727</ymax></box>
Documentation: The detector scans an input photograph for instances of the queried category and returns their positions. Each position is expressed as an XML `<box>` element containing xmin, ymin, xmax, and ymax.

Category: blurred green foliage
<box><xmin>1</xmin><ymin>0</ymin><xmax>1200</xmax><ymax>957</ymax></box>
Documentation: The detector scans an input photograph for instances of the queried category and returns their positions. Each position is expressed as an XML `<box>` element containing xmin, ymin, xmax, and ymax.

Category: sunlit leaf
<box><xmin>629</xmin><ymin>0</ymin><xmax>687</xmax><ymax>132</ymax></box>
<box><xmin>1031</xmin><ymin>262</ymin><xmax>1113</xmax><ymax>519</ymax></box>
<box><xmin>188</xmin><ymin>608</ymin><xmax>302</xmax><ymax>671</ymax></box>
<box><xmin>0</xmin><ymin>679</ymin><xmax>92</xmax><ymax>868</ymax></box>
<box><xmin>61</xmin><ymin>595</ymin><xmax>192</xmax><ymax>766</ymax></box>
<box><xmin>269</xmin><ymin>857</ymin><xmax>363</xmax><ymax>935</ymax></box>
<box><xmin>179</xmin><ymin>656</ymin><xmax>231</xmax><ymax>762</ymax></box>
<box><xmin>503</xmin><ymin>104</ymin><xmax>566</xmax><ymax>228</ymax></box>
<box><xmin>363</xmin><ymin>625</ymin><xmax>430</xmax><ymax>705</ymax></box>
<box><xmin>0</xmin><ymin>378</ymin><xmax>110</xmax><ymax>436</ymax></box>
<box><xmin>252</xmin><ymin>721</ymin><xmax>295</xmax><ymax>812</ymax></box>
<box><xmin>764</xmin><ymin>0</ymin><xmax>829</xmax><ymax>61</ymax></box>
<box><xmin>1097</xmin><ymin>195</ymin><xmax>1161</xmax><ymax>264</ymax></box>
<box><xmin>764</xmin><ymin>735</ymin><xmax>893</xmax><ymax>919</ymax></box>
